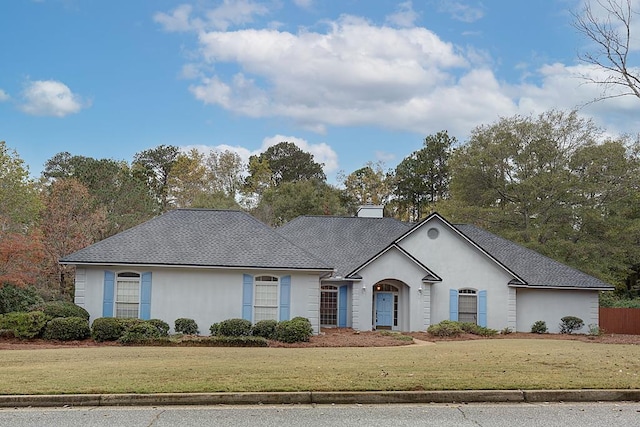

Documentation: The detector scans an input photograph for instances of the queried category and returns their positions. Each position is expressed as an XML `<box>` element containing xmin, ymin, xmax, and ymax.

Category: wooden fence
<box><xmin>599</xmin><ymin>307</ymin><xmax>640</xmax><ymax>335</ymax></box>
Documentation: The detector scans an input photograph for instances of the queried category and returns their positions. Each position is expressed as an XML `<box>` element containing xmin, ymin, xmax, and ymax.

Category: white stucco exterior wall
<box><xmin>74</xmin><ymin>266</ymin><xmax>322</xmax><ymax>334</ymax></box>
<box><xmin>516</xmin><ymin>288</ymin><xmax>599</xmax><ymax>333</ymax></box>
<box><xmin>396</xmin><ymin>218</ymin><xmax>516</xmax><ymax>331</ymax></box>
<box><xmin>354</xmin><ymin>247</ymin><xmax>431</xmax><ymax>331</ymax></box>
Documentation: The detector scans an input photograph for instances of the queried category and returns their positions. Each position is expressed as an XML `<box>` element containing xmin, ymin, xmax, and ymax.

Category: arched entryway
<box><xmin>372</xmin><ymin>280</ymin><xmax>406</xmax><ymax>330</ymax></box>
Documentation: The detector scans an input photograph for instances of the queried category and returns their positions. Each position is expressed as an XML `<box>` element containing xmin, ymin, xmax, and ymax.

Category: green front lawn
<box><xmin>1</xmin><ymin>339</ymin><xmax>638</xmax><ymax>395</ymax></box>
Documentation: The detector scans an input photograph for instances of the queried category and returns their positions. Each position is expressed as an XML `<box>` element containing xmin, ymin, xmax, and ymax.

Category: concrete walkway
<box><xmin>1</xmin><ymin>390</ymin><xmax>638</xmax><ymax>408</ymax></box>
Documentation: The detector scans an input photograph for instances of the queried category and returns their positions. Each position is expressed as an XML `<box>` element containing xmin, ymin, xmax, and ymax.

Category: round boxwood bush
<box><xmin>43</xmin><ymin>317</ymin><xmax>90</xmax><ymax>341</ymax></box>
<box><xmin>559</xmin><ymin>316</ymin><xmax>584</xmax><ymax>334</ymax></box>
<box><xmin>217</xmin><ymin>318</ymin><xmax>252</xmax><ymax>337</ymax></box>
<box><xmin>252</xmin><ymin>319</ymin><xmax>278</xmax><ymax>339</ymax></box>
<box><xmin>531</xmin><ymin>320</ymin><xmax>548</xmax><ymax>334</ymax></box>
<box><xmin>0</xmin><ymin>311</ymin><xmax>47</xmax><ymax>339</ymax></box>
<box><xmin>91</xmin><ymin>317</ymin><xmax>126</xmax><ymax>342</ymax></box>
<box><xmin>274</xmin><ymin>318</ymin><xmax>313</xmax><ymax>343</ymax></box>
<box><xmin>147</xmin><ymin>319</ymin><xmax>170</xmax><ymax>336</ymax></box>
<box><xmin>119</xmin><ymin>322</ymin><xmax>161</xmax><ymax>344</ymax></box>
<box><xmin>174</xmin><ymin>318</ymin><xmax>199</xmax><ymax>335</ymax></box>
<box><xmin>427</xmin><ymin>320</ymin><xmax>463</xmax><ymax>337</ymax></box>
<box><xmin>30</xmin><ymin>301</ymin><xmax>90</xmax><ymax>321</ymax></box>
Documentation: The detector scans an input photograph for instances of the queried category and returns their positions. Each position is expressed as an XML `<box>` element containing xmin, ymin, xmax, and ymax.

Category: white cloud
<box><xmin>162</xmin><ymin>5</ymin><xmax>640</xmax><ymax>140</ymax></box>
<box><xmin>155</xmin><ymin>1</ymin><xmax>269</xmax><ymax>32</ymax></box>
<box><xmin>188</xmin><ymin>15</ymin><xmax>471</xmax><ymax>133</ymax></box>
<box><xmin>19</xmin><ymin>80</ymin><xmax>86</xmax><ymax>117</ymax></box>
<box><xmin>437</xmin><ymin>1</ymin><xmax>484</xmax><ymax>23</ymax></box>
<box><xmin>0</xmin><ymin>89</ymin><xmax>9</xmax><ymax>102</ymax></box>
<box><xmin>153</xmin><ymin>4</ymin><xmax>197</xmax><ymax>32</ymax></box>
<box><xmin>385</xmin><ymin>1</ymin><xmax>419</xmax><ymax>28</ymax></box>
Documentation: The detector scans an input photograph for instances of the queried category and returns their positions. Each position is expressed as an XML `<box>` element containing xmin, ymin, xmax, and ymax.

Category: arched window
<box><xmin>116</xmin><ymin>272</ymin><xmax>140</xmax><ymax>318</ymax></box>
<box><xmin>320</xmin><ymin>285</ymin><xmax>338</xmax><ymax>327</ymax></box>
<box><xmin>458</xmin><ymin>289</ymin><xmax>477</xmax><ymax>323</ymax></box>
<box><xmin>254</xmin><ymin>276</ymin><xmax>279</xmax><ymax>321</ymax></box>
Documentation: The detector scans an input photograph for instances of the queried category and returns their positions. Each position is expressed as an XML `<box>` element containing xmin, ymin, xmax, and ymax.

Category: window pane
<box><xmin>116</xmin><ymin>303</ymin><xmax>139</xmax><ymax>318</ymax></box>
<box><xmin>458</xmin><ymin>294</ymin><xmax>477</xmax><ymax>323</ymax></box>
<box><xmin>255</xmin><ymin>283</ymin><xmax>278</xmax><ymax>306</ymax></box>
<box><xmin>254</xmin><ymin>307</ymin><xmax>278</xmax><ymax>322</ymax></box>
<box><xmin>116</xmin><ymin>277</ymin><xmax>139</xmax><ymax>319</ymax></box>
<box><xmin>320</xmin><ymin>290</ymin><xmax>337</xmax><ymax>326</ymax></box>
<box><xmin>117</xmin><ymin>280</ymin><xmax>139</xmax><ymax>303</ymax></box>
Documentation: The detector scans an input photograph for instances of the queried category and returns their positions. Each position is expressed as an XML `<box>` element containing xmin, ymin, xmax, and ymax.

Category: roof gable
<box><xmin>395</xmin><ymin>213</ymin><xmax>527</xmax><ymax>285</ymax></box>
<box><xmin>61</xmin><ymin>209</ymin><xmax>332</xmax><ymax>271</ymax></box>
<box><xmin>346</xmin><ymin>243</ymin><xmax>442</xmax><ymax>282</ymax></box>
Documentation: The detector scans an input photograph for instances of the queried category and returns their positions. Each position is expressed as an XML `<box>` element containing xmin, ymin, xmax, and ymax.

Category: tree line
<box><xmin>1</xmin><ymin>109</ymin><xmax>639</xmax><ymax>303</ymax></box>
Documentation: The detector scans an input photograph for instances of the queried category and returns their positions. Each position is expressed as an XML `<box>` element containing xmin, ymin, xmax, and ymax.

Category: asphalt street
<box><xmin>0</xmin><ymin>402</ymin><xmax>638</xmax><ymax>427</ymax></box>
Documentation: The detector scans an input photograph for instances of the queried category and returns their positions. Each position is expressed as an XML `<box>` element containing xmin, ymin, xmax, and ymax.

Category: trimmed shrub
<box><xmin>148</xmin><ymin>319</ymin><xmax>170</xmax><ymax>337</ymax></box>
<box><xmin>0</xmin><ymin>284</ymin><xmax>44</xmax><ymax>314</ymax></box>
<box><xmin>118</xmin><ymin>318</ymin><xmax>144</xmax><ymax>330</ymax></box>
<box><xmin>501</xmin><ymin>327</ymin><xmax>513</xmax><ymax>335</ymax></box>
<box><xmin>43</xmin><ymin>317</ymin><xmax>90</xmax><ymax>341</ymax></box>
<box><xmin>119</xmin><ymin>322</ymin><xmax>161</xmax><ymax>344</ymax></box>
<box><xmin>217</xmin><ymin>318</ymin><xmax>252</xmax><ymax>337</ymax></box>
<box><xmin>291</xmin><ymin>316</ymin><xmax>312</xmax><ymax>327</ymax></box>
<box><xmin>0</xmin><ymin>311</ymin><xmax>47</xmax><ymax>339</ymax></box>
<box><xmin>560</xmin><ymin>316</ymin><xmax>584</xmax><ymax>334</ymax></box>
<box><xmin>91</xmin><ymin>317</ymin><xmax>126</xmax><ymax>342</ymax></box>
<box><xmin>427</xmin><ymin>320</ymin><xmax>463</xmax><ymax>337</ymax></box>
<box><xmin>252</xmin><ymin>319</ymin><xmax>278</xmax><ymax>339</ymax></box>
<box><xmin>531</xmin><ymin>320</ymin><xmax>548</xmax><ymax>334</ymax></box>
<box><xmin>30</xmin><ymin>301</ymin><xmax>90</xmax><ymax>321</ymax></box>
<box><xmin>274</xmin><ymin>318</ymin><xmax>313</xmax><ymax>343</ymax></box>
<box><xmin>175</xmin><ymin>318</ymin><xmax>199</xmax><ymax>335</ymax></box>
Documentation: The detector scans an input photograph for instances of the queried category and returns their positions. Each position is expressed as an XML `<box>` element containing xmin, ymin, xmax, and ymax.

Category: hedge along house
<box><xmin>61</xmin><ymin>207</ymin><xmax>613</xmax><ymax>334</ymax></box>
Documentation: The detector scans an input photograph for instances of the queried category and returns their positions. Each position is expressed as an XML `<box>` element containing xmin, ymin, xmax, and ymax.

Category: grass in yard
<box><xmin>0</xmin><ymin>339</ymin><xmax>638</xmax><ymax>394</ymax></box>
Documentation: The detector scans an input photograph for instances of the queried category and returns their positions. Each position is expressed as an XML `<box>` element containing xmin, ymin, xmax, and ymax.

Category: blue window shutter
<box><xmin>242</xmin><ymin>274</ymin><xmax>253</xmax><ymax>322</ymax></box>
<box><xmin>478</xmin><ymin>290</ymin><xmax>487</xmax><ymax>327</ymax></box>
<box><xmin>103</xmin><ymin>271</ymin><xmax>115</xmax><ymax>317</ymax></box>
<box><xmin>449</xmin><ymin>289</ymin><xmax>458</xmax><ymax>321</ymax></box>
<box><xmin>140</xmin><ymin>272</ymin><xmax>152</xmax><ymax>320</ymax></box>
<box><xmin>279</xmin><ymin>275</ymin><xmax>291</xmax><ymax>321</ymax></box>
<box><xmin>338</xmin><ymin>285</ymin><xmax>348</xmax><ymax>327</ymax></box>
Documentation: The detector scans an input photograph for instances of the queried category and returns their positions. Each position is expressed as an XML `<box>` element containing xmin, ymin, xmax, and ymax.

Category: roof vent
<box><xmin>356</xmin><ymin>205</ymin><xmax>384</xmax><ymax>218</ymax></box>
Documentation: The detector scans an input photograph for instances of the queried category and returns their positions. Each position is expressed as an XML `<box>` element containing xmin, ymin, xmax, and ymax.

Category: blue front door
<box><xmin>376</xmin><ymin>292</ymin><xmax>393</xmax><ymax>328</ymax></box>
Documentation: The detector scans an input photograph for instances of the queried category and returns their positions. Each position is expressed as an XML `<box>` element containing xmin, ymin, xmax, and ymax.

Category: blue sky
<box><xmin>2</xmin><ymin>0</ymin><xmax>639</xmax><ymax>183</ymax></box>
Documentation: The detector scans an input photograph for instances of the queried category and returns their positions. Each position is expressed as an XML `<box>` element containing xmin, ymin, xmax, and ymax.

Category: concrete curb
<box><xmin>0</xmin><ymin>390</ymin><xmax>638</xmax><ymax>407</ymax></box>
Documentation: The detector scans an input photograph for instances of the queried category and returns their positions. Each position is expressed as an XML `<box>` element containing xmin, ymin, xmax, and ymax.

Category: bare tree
<box><xmin>573</xmin><ymin>0</ymin><xmax>640</xmax><ymax>101</ymax></box>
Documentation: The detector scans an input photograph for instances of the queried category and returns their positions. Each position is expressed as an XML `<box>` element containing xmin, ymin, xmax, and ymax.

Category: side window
<box><xmin>254</xmin><ymin>276</ymin><xmax>279</xmax><ymax>321</ymax></box>
<box><xmin>115</xmin><ymin>272</ymin><xmax>140</xmax><ymax>318</ymax></box>
<box><xmin>458</xmin><ymin>288</ymin><xmax>477</xmax><ymax>324</ymax></box>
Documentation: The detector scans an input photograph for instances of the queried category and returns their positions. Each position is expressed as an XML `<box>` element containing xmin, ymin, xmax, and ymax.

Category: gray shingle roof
<box><xmin>61</xmin><ymin>209</ymin><xmax>332</xmax><ymax>271</ymax></box>
<box><xmin>454</xmin><ymin>224</ymin><xmax>612</xmax><ymax>289</ymax></box>
<box><xmin>61</xmin><ymin>209</ymin><xmax>612</xmax><ymax>289</ymax></box>
<box><xmin>276</xmin><ymin>215</ymin><xmax>411</xmax><ymax>277</ymax></box>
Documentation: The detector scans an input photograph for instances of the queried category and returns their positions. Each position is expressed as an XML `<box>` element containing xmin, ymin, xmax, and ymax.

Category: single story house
<box><xmin>61</xmin><ymin>207</ymin><xmax>613</xmax><ymax>334</ymax></box>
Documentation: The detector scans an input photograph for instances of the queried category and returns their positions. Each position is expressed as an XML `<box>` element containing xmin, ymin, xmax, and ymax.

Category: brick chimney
<box><xmin>356</xmin><ymin>205</ymin><xmax>384</xmax><ymax>218</ymax></box>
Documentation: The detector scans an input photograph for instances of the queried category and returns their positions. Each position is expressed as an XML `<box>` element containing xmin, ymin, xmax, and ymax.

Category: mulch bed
<box><xmin>0</xmin><ymin>328</ymin><xmax>638</xmax><ymax>350</ymax></box>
